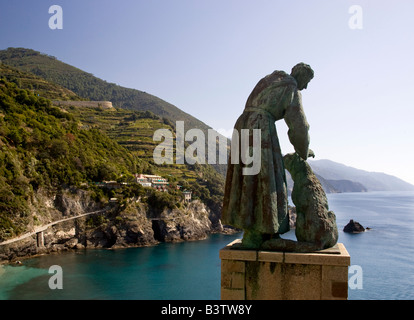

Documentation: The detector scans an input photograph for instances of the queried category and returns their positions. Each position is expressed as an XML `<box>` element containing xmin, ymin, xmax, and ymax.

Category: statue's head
<box><xmin>291</xmin><ymin>63</ymin><xmax>314</xmax><ymax>90</ymax></box>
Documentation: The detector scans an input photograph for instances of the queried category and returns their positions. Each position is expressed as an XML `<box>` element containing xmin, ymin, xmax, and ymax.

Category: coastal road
<box><xmin>0</xmin><ymin>209</ymin><xmax>107</xmax><ymax>246</ymax></box>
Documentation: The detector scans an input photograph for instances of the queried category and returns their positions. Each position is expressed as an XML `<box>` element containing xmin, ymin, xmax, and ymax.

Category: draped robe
<box><xmin>222</xmin><ymin>71</ymin><xmax>310</xmax><ymax>235</ymax></box>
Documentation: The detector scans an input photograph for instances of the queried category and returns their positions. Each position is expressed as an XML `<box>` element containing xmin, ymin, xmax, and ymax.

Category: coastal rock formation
<box><xmin>151</xmin><ymin>200</ymin><xmax>212</xmax><ymax>242</ymax></box>
<box><xmin>77</xmin><ymin>203</ymin><xmax>157</xmax><ymax>249</ymax></box>
<box><xmin>0</xmin><ymin>194</ymin><xmax>217</xmax><ymax>262</ymax></box>
<box><xmin>53</xmin><ymin>188</ymin><xmax>101</xmax><ymax>216</ymax></box>
<box><xmin>0</xmin><ymin>238</ymin><xmax>38</xmax><ymax>262</ymax></box>
<box><xmin>343</xmin><ymin>219</ymin><xmax>365</xmax><ymax>233</ymax></box>
<box><xmin>288</xmin><ymin>206</ymin><xmax>297</xmax><ymax>229</ymax></box>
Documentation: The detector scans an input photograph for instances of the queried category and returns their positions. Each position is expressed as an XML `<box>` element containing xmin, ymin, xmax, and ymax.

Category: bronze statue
<box><xmin>261</xmin><ymin>151</ymin><xmax>338</xmax><ymax>252</ymax></box>
<box><xmin>222</xmin><ymin>63</ymin><xmax>314</xmax><ymax>249</ymax></box>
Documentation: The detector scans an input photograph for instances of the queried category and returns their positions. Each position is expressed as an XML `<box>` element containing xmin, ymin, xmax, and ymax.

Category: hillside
<box><xmin>0</xmin><ymin>77</ymin><xmax>138</xmax><ymax>239</ymax></box>
<box><xmin>0</xmin><ymin>63</ymin><xmax>82</xmax><ymax>101</ymax></box>
<box><xmin>309</xmin><ymin>159</ymin><xmax>414</xmax><ymax>192</ymax></box>
<box><xmin>57</xmin><ymin>101</ymin><xmax>225</xmax><ymax>212</ymax></box>
<box><xmin>325</xmin><ymin>179</ymin><xmax>367</xmax><ymax>193</ymax></box>
<box><xmin>0</xmin><ymin>47</ymin><xmax>229</xmax><ymax>175</ymax></box>
<box><xmin>0</xmin><ymin>48</ymin><xmax>189</xmax><ymax>119</ymax></box>
<box><xmin>0</xmin><ymin>74</ymin><xmax>225</xmax><ymax>244</ymax></box>
<box><xmin>0</xmin><ymin>48</ymin><xmax>227</xmax><ymax>230</ymax></box>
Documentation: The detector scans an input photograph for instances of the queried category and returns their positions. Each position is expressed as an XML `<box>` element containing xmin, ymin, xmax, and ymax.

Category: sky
<box><xmin>1</xmin><ymin>0</ymin><xmax>414</xmax><ymax>185</ymax></box>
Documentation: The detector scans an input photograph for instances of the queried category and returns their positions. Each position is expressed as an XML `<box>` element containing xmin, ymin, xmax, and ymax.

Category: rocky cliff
<box><xmin>151</xmin><ymin>200</ymin><xmax>213</xmax><ymax>242</ymax></box>
<box><xmin>0</xmin><ymin>190</ymin><xmax>219</xmax><ymax>263</ymax></box>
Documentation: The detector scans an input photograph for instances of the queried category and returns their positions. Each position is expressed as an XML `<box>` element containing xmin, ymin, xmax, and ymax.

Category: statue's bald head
<box><xmin>291</xmin><ymin>63</ymin><xmax>314</xmax><ymax>90</ymax></box>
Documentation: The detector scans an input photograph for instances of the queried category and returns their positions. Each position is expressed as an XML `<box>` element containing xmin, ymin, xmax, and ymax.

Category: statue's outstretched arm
<box><xmin>284</xmin><ymin>90</ymin><xmax>310</xmax><ymax>160</ymax></box>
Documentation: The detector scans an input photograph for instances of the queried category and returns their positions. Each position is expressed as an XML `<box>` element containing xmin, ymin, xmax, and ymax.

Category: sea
<box><xmin>0</xmin><ymin>191</ymin><xmax>413</xmax><ymax>300</ymax></box>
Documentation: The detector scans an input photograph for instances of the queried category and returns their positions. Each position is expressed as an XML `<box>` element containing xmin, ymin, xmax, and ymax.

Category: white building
<box><xmin>183</xmin><ymin>190</ymin><xmax>192</xmax><ymax>202</ymax></box>
<box><xmin>134</xmin><ymin>174</ymin><xmax>169</xmax><ymax>191</ymax></box>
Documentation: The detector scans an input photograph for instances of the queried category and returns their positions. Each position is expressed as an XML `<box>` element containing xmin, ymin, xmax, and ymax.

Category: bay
<box><xmin>0</xmin><ymin>191</ymin><xmax>413</xmax><ymax>300</ymax></box>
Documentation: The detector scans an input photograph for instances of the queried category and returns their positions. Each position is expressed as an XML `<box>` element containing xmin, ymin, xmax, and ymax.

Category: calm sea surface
<box><xmin>1</xmin><ymin>191</ymin><xmax>413</xmax><ymax>300</ymax></box>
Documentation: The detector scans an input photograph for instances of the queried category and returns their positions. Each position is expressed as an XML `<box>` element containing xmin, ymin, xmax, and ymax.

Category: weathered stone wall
<box><xmin>53</xmin><ymin>100</ymin><xmax>114</xmax><ymax>110</ymax></box>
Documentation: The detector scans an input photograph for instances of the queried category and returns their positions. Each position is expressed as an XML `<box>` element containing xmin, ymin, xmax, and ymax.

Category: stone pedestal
<box><xmin>220</xmin><ymin>239</ymin><xmax>350</xmax><ymax>300</ymax></box>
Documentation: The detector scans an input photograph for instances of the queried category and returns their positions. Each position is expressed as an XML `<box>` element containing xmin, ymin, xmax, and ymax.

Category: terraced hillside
<box><xmin>58</xmin><ymin>103</ymin><xmax>223</xmax><ymax>197</ymax></box>
<box><xmin>0</xmin><ymin>47</ymin><xmax>229</xmax><ymax>176</ymax></box>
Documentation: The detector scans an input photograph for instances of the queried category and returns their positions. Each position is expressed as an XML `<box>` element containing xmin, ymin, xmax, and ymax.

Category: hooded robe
<box><xmin>222</xmin><ymin>70</ymin><xmax>310</xmax><ymax>235</ymax></box>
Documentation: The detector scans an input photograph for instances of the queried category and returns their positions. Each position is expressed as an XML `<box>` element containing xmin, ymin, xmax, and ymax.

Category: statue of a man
<box><xmin>222</xmin><ymin>63</ymin><xmax>314</xmax><ymax>248</ymax></box>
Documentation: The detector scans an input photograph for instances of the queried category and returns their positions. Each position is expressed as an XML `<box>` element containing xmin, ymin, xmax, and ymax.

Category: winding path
<box><xmin>0</xmin><ymin>209</ymin><xmax>107</xmax><ymax>246</ymax></box>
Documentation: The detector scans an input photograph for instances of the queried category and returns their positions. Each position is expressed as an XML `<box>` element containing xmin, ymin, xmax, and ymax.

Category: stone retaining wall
<box><xmin>53</xmin><ymin>100</ymin><xmax>114</xmax><ymax>110</ymax></box>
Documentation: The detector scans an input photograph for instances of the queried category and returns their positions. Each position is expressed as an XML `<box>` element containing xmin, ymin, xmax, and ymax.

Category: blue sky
<box><xmin>1</xmin><ymin>0</ymin><xmax>414</xmax><ymax>184</ymax></box>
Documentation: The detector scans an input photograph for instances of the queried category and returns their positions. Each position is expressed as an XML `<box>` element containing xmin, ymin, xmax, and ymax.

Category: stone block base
<box><xmin>220</xmin><ymin>239</ymin><xmax>350</xmax><ymax>300</ymax></box>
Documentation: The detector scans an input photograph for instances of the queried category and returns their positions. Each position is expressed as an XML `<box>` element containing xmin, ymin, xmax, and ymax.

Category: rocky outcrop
<box><xmin>80</xmin><ymin>203</ymin><xmax>157</xmax><ymax>249</ymax></box>
<box><xmin>288</xmin><ymin>206</ymin><xmax>297</xmax><ymax>229</ymax></box>
<box><xmin>151</xmin><ymin>200</ymin><xmax>212</xmax><ymax>242</ymax></box>
<box><xmin>53</xmin><ymin>188</ymin><xmax>101</xmax><ymax>216</ymax></box>
<box><xmin>0</xmin><ymin>195</ymin><xmax>219</xmax><ymax>262</ymax></box>
<box><xmin>0</xmin><ymin>238</ymin><xmax>38</xmax><ymax>262</ymax></box>
<box><xmin>343</xmin><ymin>219</ymin><xmax>365</xmax><ymax>233</ymax></box>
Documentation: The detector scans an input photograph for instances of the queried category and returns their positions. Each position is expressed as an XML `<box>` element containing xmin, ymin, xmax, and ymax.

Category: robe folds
<box><xmin>222</xmin><ymin>71</ymin><xmax>310</xmax><ymax>235</ymax></box>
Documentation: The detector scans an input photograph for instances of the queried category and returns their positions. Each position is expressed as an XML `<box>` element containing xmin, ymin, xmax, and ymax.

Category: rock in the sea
<box><xmin>343</xmin><ymin>219</ymin><xmax>365</xmax><ymax>233</ymax></box>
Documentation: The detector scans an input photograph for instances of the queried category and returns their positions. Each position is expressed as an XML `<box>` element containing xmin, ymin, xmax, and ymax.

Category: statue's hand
<box><xmin>308</xmin><ymin>149</ymin><xmax>315</xmax><ymax>158</ymax></box>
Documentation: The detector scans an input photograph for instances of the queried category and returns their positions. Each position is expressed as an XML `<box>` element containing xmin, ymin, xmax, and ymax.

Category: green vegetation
<box><xmin>0</xmin><ymin>78</ymin><xmax>138</xmax><ymax>239</ymax></box>
<box><xmin>0</xmin><ymin>55</ymin><xmax>225</xmax><ymax>240</ymax></box>
<box><xmin>59</xmin><ymin>103</ymin><xmax>225</xmax><ymax>215</ymax></box>
<box><xmin>0</xmin><ymin>63</ymin><xmax>82</xmax><ymax>101</ymax></box>
<box><xmin>0</xmin><ymin>47</ymin><xmax>211</xmax><ymax>131</ymax></box>
<box><xmin>0</xmin><ymin>47</ymin><xmax>229</xmax><ymax>176</ymax></box>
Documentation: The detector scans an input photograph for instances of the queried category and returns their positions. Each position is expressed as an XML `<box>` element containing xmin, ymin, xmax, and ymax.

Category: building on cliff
<box><xmin>134</xmin><ymin>174</ymin><xmax>169</xmax><ymax>192</ymax></box>
<box><xmin>183</xmin><ymin>190</ymin><xmax>192</xmax><ymax>202</ymax></box>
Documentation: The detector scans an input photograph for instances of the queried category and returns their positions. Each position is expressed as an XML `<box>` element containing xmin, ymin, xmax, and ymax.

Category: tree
<box><xmin>50</xmin><ymin>139</ymin><xmax>69</xmax><ymax>158</ymax></box>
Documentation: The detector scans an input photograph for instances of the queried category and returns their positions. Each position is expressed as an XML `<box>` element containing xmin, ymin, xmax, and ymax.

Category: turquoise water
<box><xmin>1</xmin><ymin>191</ymin><xmax>413</xmax><ymax>300</ymax></box>
<box><xmin>327</xmin><ymin>191</ymin><xmax>414</xmax><ymax>300</ymax></box>
<box><xmin>0</xmin><ymin>233</ymin><xmax>242</xmax><ymax>300</ymax></box>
